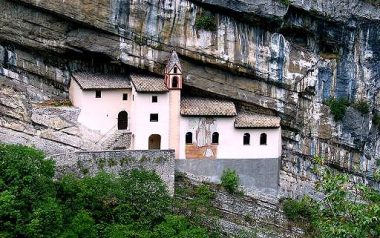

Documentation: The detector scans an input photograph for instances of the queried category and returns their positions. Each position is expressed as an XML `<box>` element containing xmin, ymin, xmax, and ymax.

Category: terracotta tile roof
<box><xmin>165</xmin><ymin>51</ymin><xmax>182</xmax><ymax>72</ymax></box>
<box><xmin>234</xmin><ymin>112</ymin><xmax>280</xmax><ymax>128</ymax></box>
<box><xmin>181</xmin><ymin>98</ymin><xmax>237</xmax><ymax>116</ymax></box>
<box><xmin>130</xmin><ymin>73</ymin><xmax>168</xmax><ymax>93</ymax></box>
<box><xmin>72</xmin><ymin>73</ymin><xmax>131</xmax><ymax>90</ymax></box>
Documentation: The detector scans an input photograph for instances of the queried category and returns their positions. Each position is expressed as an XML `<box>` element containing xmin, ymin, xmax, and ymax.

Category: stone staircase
<box><xmin>102</xmin><ymin>130</ymin><xmax>132</xmax><ymax>150</ymax></box>
<box><xmin>96</xmin><ymin>127</ymin><xmax>132</xmax><ymax>150</ymax></box>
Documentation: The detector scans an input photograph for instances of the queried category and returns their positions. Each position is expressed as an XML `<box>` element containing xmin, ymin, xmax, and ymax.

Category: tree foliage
<box><xmin>282</xmin><ymin>164</ymin><xmax>380</xmax><ymax>238</ymax></box>
<box><xmin>0</xmin><ymin>144</ymin><xmax>210</xmax><ymax>237</ymax></box>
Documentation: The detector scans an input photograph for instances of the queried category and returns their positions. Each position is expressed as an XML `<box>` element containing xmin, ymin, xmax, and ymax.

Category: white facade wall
<box><xmin>70</xmin><ymin>80</ymin><xmax>132</xmax><ymax>134</ymax></box>
<box><xmin>179</xmin><ymin>117</ymin><xmax>281</xmax><ymax>159</ymax></box>
<box><xmin>131</xmin><ymin>88</ymin><xmax>170</xmax><ymax>150</ymax></box>
<box><xmin>69</xmin><ymin>80</ymin><xmax>83</xmax><ymax>107</ymax></box>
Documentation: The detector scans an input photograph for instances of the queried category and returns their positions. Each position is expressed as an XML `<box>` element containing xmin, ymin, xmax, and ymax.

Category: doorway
<box><xmin>148</xmin><ymin>134</ymin><xmax>161</xmax><ymax>149</ymax></box>
<box><xmin>118</xmin><ymin>111</ymin><xmax>128</xmax><ymax>130</ymax></box>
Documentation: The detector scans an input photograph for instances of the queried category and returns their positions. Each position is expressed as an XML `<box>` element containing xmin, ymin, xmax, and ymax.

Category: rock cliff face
<box><xmin>0</xmin><ymin>0</ymin><xmax>380</xmax><ymax>197</ymax></box>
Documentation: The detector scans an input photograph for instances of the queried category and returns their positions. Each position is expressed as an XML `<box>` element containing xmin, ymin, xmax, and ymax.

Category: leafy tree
<box><xmin>283</xmin><ymin>165</ymin><xmax>380</xmax><ymax>238</ymax></box>
<box><xmin>0</xmin><ymin>144</ymin><xmax>211</xmax><ymax>237</ymax></box>
<box><xmin>0</xmin><ymin>144</ymin><xmax>57</xmax><ymax>237</ymax></box>
<box><xmin>60</xmin><ymin>210</ymin><xmax>97</xmax><ymax>238</ymax></box>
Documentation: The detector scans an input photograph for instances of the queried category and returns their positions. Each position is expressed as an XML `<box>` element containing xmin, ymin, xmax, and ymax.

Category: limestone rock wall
<box><xmin>1</xmin><ymin>0</ymin><xmax>380</xmax><ymax>197</ymax></box>
<box><xmin>176</xmin><ymin>175</ymin><xmax>304</xmax><ymax>237</ymax></box>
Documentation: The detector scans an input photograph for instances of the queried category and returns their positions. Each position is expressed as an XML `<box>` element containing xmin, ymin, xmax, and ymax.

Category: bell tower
<box><xmin>165</xmin><ymin>51</ymin><xmax>183</xmax><ymax>90</ymax></box>
<box><xmin>165</xmin><ymin>51</ymin><xmax>182</xmax><ymax>158</ymax></box>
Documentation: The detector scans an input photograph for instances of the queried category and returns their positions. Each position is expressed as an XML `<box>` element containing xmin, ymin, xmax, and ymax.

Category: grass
<box><xmin>38</xmin><ymin>99</ymin><xmax>72</xmax><ymax>107</ymax></box>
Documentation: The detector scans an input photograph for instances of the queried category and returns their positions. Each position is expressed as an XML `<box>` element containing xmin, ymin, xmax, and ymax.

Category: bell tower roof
<box><xmin>165</xmin><ymin>51</ymin><xmax>182</xmax><ymax>73</ymax></box>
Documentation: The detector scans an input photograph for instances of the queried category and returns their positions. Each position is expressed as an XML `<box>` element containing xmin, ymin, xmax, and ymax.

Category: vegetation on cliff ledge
<box><xmin>0</xmin><ymin>144</ymin><xmax>210</xmax><ymax>238</ymax></box>
<box><xmin>195</xmin><ymin>12</ymin><xmax>217</xmax><ymax>32</ymax></box>
<box><xmin>324</xmin><ymin>97</ymin><xmax>372</xmax><ymax>121</ymax></box>
<box><xmin>324</xmin><ymin>97</ymin><xmax>350</xmax><ymax>121</ymax></box>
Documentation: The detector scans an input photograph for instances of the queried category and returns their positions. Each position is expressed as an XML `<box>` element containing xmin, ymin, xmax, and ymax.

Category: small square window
<box><xmin>122</xmin><ymin>93</ymin><xmax>128</xmax><ymax>100</ymax></box>
<box><xmin>95</xmin><ymin>90</ymin><xmax>101</xmax><ymax>98</ymax></box>
<box><xmin>152</xmin><ymin>96</ymin><xmax>158</xmax><ymax>103</ymax></box>
<box><xmin>150</xmin><ymin>113</ymin><xmax>158</xmax><ymax>122</ymax></box>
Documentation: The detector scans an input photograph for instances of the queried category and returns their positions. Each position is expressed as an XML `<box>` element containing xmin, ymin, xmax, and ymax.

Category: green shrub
<box><xmin>195</xmin><ymin>183</ymin><xmax>215</xmax><ymax>202</ymax></box>
<box><xmin>195</xmin><ymin>12</ymin><xmax>217</xmax><ymax>31</ymax></box>
<box><xmin>373</xmin><ymin>113</ymin><xmax>380</xmax><ymax>126</ymax></box>
<box><xmin>282</xmin><ymin>197</ymin><xmax>313</xmax><ymax>222</ymax></box>
<box><xmin>352</xmin><ymin>99</ymin><xmax>370</xmax><ymax>114</ymax></box>
<box><xmin>373</xmin><ymin>169</ymin><xmax>380</xmax><ymax>182</ymax></box>
<box><xmin>324</xmin><ymin>97</ymin><xmax>350</xmax><ymax>121</ymax></box>
<box><xmin>280</xmin><ymin>0</ymin><xmax>290</xmax><ymax>5</ymax></box>
<box><xmin>152</xmin><ymin>215</ymin><xmax>209</xmax><ymax>238</ymax></box>
<box><xmin>221</xmin><ymin>169</ymin><xmax>240</xmax><ymax>194</ymax></box>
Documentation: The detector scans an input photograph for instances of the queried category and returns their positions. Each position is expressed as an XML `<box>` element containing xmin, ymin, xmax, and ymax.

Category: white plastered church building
<box><xmin>69</xmin><ymin>51</ymin><xmax>282</xmax><ymax>159</ymax></box>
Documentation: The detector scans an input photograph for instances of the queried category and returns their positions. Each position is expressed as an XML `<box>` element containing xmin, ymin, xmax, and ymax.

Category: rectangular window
<box><xmin>152</xmin><ymin>96</ymin><xmax>158</xmax><ymax>103</ymax></box>
<box><xmin>150</xmin><ymin>113</ymin><xmax>158</xmax><ymax>122</ymax></box>
<box><xmin>122</xmin><ymin>93</ymin><xmax>128</xmax><ymax>100</ymax></box>
<box><xmin>95</xmin><ymin>90</ymin><xmax>101</xmax><ymax>98</ymax></box>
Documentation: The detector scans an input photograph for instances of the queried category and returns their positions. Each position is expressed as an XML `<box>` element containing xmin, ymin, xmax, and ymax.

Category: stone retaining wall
<box><xmin>49</xmin><ymin>150</ymin><xmax>175</xmax><ymax>195</ymax></box>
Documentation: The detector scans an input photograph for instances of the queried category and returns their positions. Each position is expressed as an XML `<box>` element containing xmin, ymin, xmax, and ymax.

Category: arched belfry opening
<box><xmin>148</xmin><ymin>134</ymin><xmax>161</xmax><ymax>149</ymax></box>
<box><xmin>172</xmin><ymin>76</ymin><xmax>178</xmax><ymax>88</ymax></box>
<box><xmin>118</xmin><ymin>111</ymin><xmax>128</xmax><ymax>130</ymax></box>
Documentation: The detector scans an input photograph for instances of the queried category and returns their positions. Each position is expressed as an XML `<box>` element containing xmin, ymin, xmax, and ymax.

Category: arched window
<box><xmin>118</xmin><ymin>111</ymin><xmax>128</xmax><ymax>130</ymax></box>
<box><xmin>172</xmin><ymin>76</ymin><xmax>178</xmax><ymax>88</ymax></box>
<box><xmin>174</xmin><ymin>67</ymin><xmax>178</xmax><ymax>73</ymax></box>
<box><xmin>260</xmin><ymin>133</ymin><xmax>267</xmax><ymax>145</ymax></box>
<box><xmin>212</xmin><ymin>132</ymin><xmax>219</xmax><ymax>144</ymax></box>
<box><xmin>185</xmin><ymin>132</ymin><xmax>192</xmax><ymax>144</ymax></box>
<box><xmin>243</xmin><ymin>133</ymin><xmax>250</xmax><ymax>145</ymax></box>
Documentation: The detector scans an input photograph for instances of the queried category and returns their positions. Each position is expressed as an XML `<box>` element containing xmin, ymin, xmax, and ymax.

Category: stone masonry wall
<box><xmin>49</xmin><ymin>150</ymin><xmax>175</xmax><ymax>195</ymax></box>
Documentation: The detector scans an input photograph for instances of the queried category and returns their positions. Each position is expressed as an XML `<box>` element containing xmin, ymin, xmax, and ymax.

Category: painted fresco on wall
<box><xmin>185</xmin><ymin>117</ymin><xmax>218</xmax><ymax>159</ymax></box>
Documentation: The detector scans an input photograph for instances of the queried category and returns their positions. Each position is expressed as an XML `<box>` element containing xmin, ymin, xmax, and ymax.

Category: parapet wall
<box><xmin>49</xmin><ymin>150</ymin><xmax>280</xmax><ymax>196</ymax></box>
<box><xmin>49</xmin><ymin>150</ymin><xmax>175</xmax><ymax>195</ymax></box>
